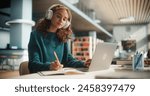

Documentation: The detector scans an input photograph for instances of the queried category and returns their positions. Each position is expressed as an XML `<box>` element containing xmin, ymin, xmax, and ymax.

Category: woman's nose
<box><xmin>59</xmin><ymin>18</ymin><xmax>63</xmax><ymax>22</ymax></box>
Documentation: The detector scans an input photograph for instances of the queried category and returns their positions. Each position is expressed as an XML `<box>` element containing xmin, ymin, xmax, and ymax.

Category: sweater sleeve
<box><xmin>62</xmin><ymin>43</ymin><xmax>85</xmax><ymax>68</ymax></box>
<box><xmin>28</xmin><ymin>32</ymin><xmax>49</xmax><ymax>73</ymax></box>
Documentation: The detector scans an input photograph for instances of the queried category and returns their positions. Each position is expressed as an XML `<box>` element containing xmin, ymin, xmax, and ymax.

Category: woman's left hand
<box><xmin>84</xmin><ymin>59</ymin><xmax>91</xmax><ymax>68</ymax></box>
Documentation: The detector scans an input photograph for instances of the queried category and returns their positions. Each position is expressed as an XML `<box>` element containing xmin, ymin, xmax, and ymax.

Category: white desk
<box><xmin>11</xmin><ymin>65</ymin><xmax>150</xmax><ymax>79</ymax></box>
<box><xmin>95</xmin><ymin>69</ymin><xmax>150</xmax><ymax>79</ymax></box>
<box><xmin>11</xmin><ymin>68</ymin><xmax>115</xmax><ymax>79</ymax></box>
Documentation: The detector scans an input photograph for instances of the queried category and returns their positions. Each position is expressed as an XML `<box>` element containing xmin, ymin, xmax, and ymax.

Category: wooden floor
<box><xmin>0</xmin><ymin>70</ymin><xmax>19</xmax><ymax>79</ymax></box>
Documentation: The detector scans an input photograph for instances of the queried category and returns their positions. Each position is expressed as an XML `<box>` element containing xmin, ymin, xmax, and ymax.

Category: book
<box><xmin>38</xmin><ymin>68</ymin><xmax>85</xmax><ymax>76</ymax></box>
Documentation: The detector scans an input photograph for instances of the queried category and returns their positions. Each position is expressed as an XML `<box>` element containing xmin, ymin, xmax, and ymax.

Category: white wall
<box><xmin>148</xmin><ymin>23</ymin><xmax>150</xmax><ymax>48</ymax></box>
<box><xmin>0</xmin><ymin>31</ymin><xmax>10</xmax><ymax>48</ymax></box>
<box><xmin>113</xmin><ymin>25</ymin><xmax>148</xmax><ymax>52</ymax></box>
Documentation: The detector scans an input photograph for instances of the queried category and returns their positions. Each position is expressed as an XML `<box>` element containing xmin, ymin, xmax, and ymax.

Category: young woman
<box><xmin>28</xmin><ymin>4</ymin><xmax>91</xmax><ymax>73</ymax></box>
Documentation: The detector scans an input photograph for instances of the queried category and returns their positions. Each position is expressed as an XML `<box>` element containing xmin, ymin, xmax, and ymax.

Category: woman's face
<box><xmin>51</xmin><ymin>9</ymin><xmax>69</xmax><ymax>29</ymax></box>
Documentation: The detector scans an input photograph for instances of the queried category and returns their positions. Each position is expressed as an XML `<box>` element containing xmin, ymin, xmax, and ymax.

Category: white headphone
<box><xmin>45</xmin><ymin>5</ymin><xmax>71</xmax><ymax>29</ymax></box>
<box><xmin>46</xmin><ymin>9</ymin><xmax>53</xmax><ymax>20</ymax></box>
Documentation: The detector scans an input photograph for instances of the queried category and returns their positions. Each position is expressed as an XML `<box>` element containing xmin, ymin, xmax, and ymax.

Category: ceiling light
<box><xmin>119</xmin><ymin>16</ymin><xmax>135</xmax><ymax>22</ymax></box>
<box><xmin>5</xmin><ymin>19</ymin><xmax>35</xmax><ymax>26</ymax></box>
<box><xmin>94</xmin><ymin>19</ymin><xmax>101</xmax><ymax>24</ymax></box>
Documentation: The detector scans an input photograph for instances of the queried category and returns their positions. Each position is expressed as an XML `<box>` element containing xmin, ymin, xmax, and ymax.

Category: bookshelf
<box><xmin>71</xmin><ymin>31</ymin><xmax>105</xmax><ymax>61</ymax></box>
<box><xmin>72</xmin><ymin>36</ymin><xmax>93</xmax><ymax>61</ymax></box>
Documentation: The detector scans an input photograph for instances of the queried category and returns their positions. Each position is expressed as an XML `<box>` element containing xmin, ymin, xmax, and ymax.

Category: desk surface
<box><xmin>0</xmin><ymin>49</ymin><xmax>25</xmax><ymax>57</ymax></box>
<box><xmin>0</xmin><ymin>48</ymin><xmax>24</xmax><ymax>50</ymax></box>
<box><xmin>10</xmin><ymin>65</ymin><xmax>150</xmax><ymax>79</ymax></box>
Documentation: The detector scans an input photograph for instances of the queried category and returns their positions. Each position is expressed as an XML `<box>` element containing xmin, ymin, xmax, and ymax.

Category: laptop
<box><xmin>38</xmin><ymin>42</ymin><xmax>117</xmax><ymax>76</ymax></box>
<box><xmin>87</xmin><ymin>42</ymin><xmax>117</xmax><ymax>72</ymax></box>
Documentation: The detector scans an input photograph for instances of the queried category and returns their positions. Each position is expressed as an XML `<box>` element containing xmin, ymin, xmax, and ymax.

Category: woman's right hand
<box><xmin>49</xmin><ymin>60</ymin><xmax>63</xmax><ymax>71</ymax></box>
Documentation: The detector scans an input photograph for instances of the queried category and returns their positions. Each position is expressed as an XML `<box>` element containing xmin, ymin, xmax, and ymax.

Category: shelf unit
<box><xmin>59</xmin><ymin>0</ymin><xmax>112</xmax><ymax>37</ymax></box>
<box><xmin>72</xmin><ymin>36</ymin><xmax>93</xmax><ymax>61</ymax></box>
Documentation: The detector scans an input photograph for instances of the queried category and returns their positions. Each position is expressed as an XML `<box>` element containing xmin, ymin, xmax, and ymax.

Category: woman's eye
<box><xmin>56</xmin><ymin>15</ymin><xmax>61</xmax><ymax>19</ymax></box>
<box><xmin>56</xmin><ymin>14</ymin><xmax>68</xmax><ymax>22</ymax></box>
<box><xmin>63</xmin><ymin>18</ymin><xmax>67</xmax><ymax>21</ymax></box>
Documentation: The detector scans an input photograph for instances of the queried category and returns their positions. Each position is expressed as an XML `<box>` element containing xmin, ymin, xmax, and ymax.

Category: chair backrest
<box><xmin>19</xmin><ymin>61</ymin><xmax>30</xmax><ymax>75</ymax></box>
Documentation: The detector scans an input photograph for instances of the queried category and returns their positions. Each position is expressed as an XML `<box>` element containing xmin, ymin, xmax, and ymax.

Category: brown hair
<box><xmin>35</xmin><ymin>4</ymin><xmax>72</xmax><ymax>42</ymax></box>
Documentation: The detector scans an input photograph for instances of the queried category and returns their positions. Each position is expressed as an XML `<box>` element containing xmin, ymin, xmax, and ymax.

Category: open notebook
<box><xmin>38</xmin><ymin>68</ymin><xmax>84</xmax><ymax>76</ymax></box>
<box><xmin>38</xmin><ymin>42</ymin><xmax>117</xmax><ymax>76</ymax></box>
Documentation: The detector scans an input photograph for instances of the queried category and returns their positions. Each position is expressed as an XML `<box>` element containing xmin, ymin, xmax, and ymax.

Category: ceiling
<box><xmin>0</xmin><ymin>0</ymin><xmax>150</xmax><ymax>36</ymax></box>
<box><xmin>83</xmin><ymin>0</ymin><xmax>150</xmax><ymax>31</ymax></box>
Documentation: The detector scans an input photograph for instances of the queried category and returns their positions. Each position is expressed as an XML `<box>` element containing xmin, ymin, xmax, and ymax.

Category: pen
<box><xmin>54</xmin><ymin>51</ymin><xmax>60</xmax><ymax>64</ymax></box>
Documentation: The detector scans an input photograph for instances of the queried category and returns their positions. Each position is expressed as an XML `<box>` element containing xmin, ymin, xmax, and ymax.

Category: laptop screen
<box><xmin>88</xmin><ymin>42</ymin><xmax>117</xmax><ymax>72</ymax></box>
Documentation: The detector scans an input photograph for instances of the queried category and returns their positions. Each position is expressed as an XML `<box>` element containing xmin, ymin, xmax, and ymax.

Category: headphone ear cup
<box><xmin>63</xmin><ymin>21</ymin><xmax>70</xmax><ymax>29</ymax></box>
<box><xmin>46</xmin><ymin>10</ymin><xmax>53</xmax><ymax>20</ymax></box>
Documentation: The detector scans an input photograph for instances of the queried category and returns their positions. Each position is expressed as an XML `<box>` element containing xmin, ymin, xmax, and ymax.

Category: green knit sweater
<box><xmin>28</xmin><ymin>31</ymin><xmax>84</xmax><ymax>73</ymax></box>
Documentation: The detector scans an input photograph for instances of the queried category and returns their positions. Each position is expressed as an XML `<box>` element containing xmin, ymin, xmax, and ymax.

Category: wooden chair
<box><xmin>19</xmin><ymin>61</ymin><xmax>30</xmax><ymax>75</ymax></box>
